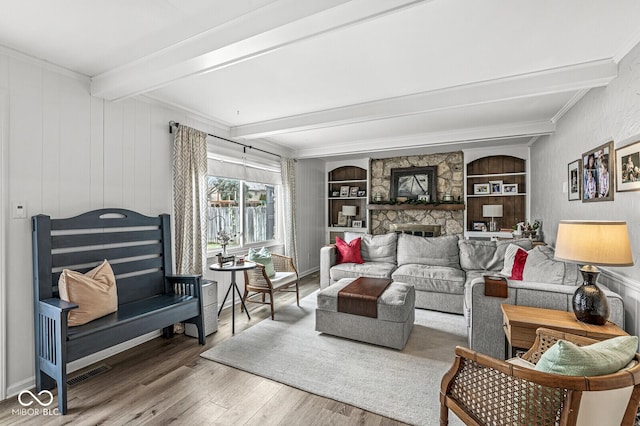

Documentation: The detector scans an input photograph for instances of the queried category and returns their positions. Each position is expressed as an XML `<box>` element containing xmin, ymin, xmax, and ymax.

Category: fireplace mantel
<box><xmin>367</xmin><ymin>203</ymin><xmax>464</xmax><ymax>211</ymax></box>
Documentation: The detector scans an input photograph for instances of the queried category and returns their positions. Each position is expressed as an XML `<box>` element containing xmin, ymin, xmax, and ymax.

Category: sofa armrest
<box><xmin>320</xmin><ymin>245</ymin><xmax>337</xmax><ymax>289</ymax></box>
<box><xmin>465</xmin><ymin>277</ymin><xmax>625</xmax><ymax>360</ymax></box>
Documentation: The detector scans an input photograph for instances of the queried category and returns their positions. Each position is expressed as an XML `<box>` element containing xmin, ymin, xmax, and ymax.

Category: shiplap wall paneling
<box><xmin>90</xmin><ymin>97</ymin><xmax>105</xmax><ymax>210</ymax></box>
<box><xmin>7</xmin><ymin>58</ymin><xmax>44</xmax><ymax>389</ymax></box>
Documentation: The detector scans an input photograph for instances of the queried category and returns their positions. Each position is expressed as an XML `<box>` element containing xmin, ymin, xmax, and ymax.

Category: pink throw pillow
<box><xmin>510</xmin><ymin>248</ymin><xmax>529</xmax><ymax>280</ymax></box>
<box><xmin>335</xmin><ymin>237</ymin><xmax>364</xmax><ymax>264</ymax></box>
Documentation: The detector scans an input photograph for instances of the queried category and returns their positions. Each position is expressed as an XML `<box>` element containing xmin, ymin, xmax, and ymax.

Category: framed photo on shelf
<box><xmin>330</xmin><ymin>190</ymin><xmax>340</xmax><ymax>197</ymax></box>
<box><xmin>352</xmin><ymin>220</ymin><xmax>363</xmax><ymax>228</ymax></box>
<box><xmin>340</xmin><ymin>186</ymin><xmax>350</xmax><ymax>197</ymax></box>
<box><xmin>349</xmin><ymin>186</ymin><xmax>359</xmax><ymax>197</ymax></box>
<box><xmin>473</xmin><ymin>183</ymin><xmax>490</xmax><ymax>195</ymax></box>
<box><xmin>489</xmin><ymin>180</ymin><xmax>503</xmax><ymax>194</ymax></box>
<box><xmin>337</xmin><ymin>212</ymin><xmax>347</xmax><ymax>226</ymax></box>
<box><xmin>567</xmin><ymin>159</ymin><xmax>582</xmax><ymax>201</ymax></box>
<box><xmin>357</xmin><ymin>190</ymin><xmax>366</xmax><ymax>197</ymax></box>
<box><xmin>471</xmin><ymin>221</ymin><xmax>487</xmax><ymax>231</ymax></box>
<box><xmin>502</xmin><ymin>183</ymin><xmax>518</xmax><ymax>194</ymax></box>
<box><xmin>582</xmin><ymin>140</ymin><xmax>614</xmax><ymax>202</ymax></box>
<box><xmin>615</xmin><ymin>138</ymin><xmax>640</xmax><ymax>192</ymax></box>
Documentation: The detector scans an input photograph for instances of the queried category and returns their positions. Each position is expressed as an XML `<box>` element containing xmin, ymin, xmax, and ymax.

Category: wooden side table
<box><xmin>501</xmin><ymin>304</ymin><xmax>628</xmax><ymax>357</ymax></box>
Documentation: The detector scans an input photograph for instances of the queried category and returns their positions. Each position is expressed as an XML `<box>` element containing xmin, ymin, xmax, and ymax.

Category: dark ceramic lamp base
<box><xmin>572</xmin><ymin>265</ymin><xmax>610</xmax><ymax>325</ymax></box>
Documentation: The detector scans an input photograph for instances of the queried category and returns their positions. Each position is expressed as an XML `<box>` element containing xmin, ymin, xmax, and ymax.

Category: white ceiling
<box><xmin>1</xmin><ymin>0</ymin><xmax>640</xmax><ymax>158</ymax></box>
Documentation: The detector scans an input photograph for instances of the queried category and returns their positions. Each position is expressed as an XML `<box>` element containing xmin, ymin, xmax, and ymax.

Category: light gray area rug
<box><xmin>201</xmin><ymin>292</ymin><xmax>467</xmax><ymax>426</ymax></box>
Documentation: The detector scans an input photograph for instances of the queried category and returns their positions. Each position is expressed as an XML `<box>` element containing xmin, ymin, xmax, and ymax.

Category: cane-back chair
<box><xmin>440</xmin><ymin>327</ymin><xmax>640</xmax><ymax>425</ymax></box>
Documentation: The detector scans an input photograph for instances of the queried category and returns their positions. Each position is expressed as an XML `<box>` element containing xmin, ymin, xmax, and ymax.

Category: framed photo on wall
<box><xmin>615</xmin><ymin>138</ymin><xmax>640</xmax><ymax>192</ymax></box>
<box><xmin>567</xmin><ymin>159</ymin><xmax>582</xmax><ymax>201</ymax></box>
<box><xmin>582</xmin><ymin>140</ymin><xmax>614</xmax><ymax>202</ymax></box>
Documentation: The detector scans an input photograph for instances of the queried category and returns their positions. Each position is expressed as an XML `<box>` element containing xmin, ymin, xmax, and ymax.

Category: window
<box><xmin>207</xmin><ymin>176</ymin><xmax>279</xmax><ymax>252</ymax></box>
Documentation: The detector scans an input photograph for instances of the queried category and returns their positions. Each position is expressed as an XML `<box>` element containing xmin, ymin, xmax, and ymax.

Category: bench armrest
<box><xmin>166</xmin><ymin>275</ymin><xmax>205</xmax><ymax>299</ymax></box>
<box><xmin>39</xmin><ymin>298</ymin><xmax>78</xmax><ymax>314</ymax></box>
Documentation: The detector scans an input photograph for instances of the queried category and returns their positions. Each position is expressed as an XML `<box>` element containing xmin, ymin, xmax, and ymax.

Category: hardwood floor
<box><xmin>0</xmin><ymin>273</ymin><xmax>406</xmax><ymax>425</ymax></box>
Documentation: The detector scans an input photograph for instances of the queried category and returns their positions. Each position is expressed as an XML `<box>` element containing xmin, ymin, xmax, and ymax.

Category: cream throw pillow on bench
<box><xmin>58</xmin><ymin>259</ymin><xmax>118</xmax><ymax>326</ymax></box>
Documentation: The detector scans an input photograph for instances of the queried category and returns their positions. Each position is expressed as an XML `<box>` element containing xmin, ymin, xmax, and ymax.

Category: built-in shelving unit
<box><xmin>465</xmin><ymin>155</ymin><xmax>526</xmax><ymax>234</ymax></box>
<box><xmin>326</xmin><ymin>160</ymin><xmax>370</xmax><ymax>244</ymax></box>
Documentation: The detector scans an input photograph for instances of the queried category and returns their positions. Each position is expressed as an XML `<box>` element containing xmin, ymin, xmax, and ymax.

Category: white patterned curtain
<box><xmin>281</xmin><ymin>157</ymin><xmax>298</xmax><ymax>267</ymax></box>
<box><xmin>173</xmin><ymin>124</ymin><xmax>208</xmax><ymax>274</ymax></box>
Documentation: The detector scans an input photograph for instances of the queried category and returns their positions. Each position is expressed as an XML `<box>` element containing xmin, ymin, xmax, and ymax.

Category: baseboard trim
<box><xmin>5</xmin><ymin>331</ymin><xmax>160</xmax><ymax>399</ymax></box>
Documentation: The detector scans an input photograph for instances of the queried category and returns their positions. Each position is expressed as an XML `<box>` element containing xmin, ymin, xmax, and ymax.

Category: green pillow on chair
<box><xmin>535</xmin><ymin>335</ymin><xmax>638</xmax><ymax>376</ymax></box>
<box><xmin>247</xmin><ymin>247</ymin><xmax>276</xmax><ymax>278</ymax></box>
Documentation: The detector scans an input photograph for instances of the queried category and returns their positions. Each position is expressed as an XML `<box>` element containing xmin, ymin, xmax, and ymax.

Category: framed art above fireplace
<box><xmin>390</xmin><ymin>166</ymin><xmax>437</xmax><ymax>201</ymax></box>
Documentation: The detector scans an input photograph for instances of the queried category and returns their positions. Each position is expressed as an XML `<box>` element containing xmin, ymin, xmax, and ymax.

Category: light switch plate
<box><xmin>12</xmin><ymin>201</ymin><xmax>26</xmax><ymax>219</ymax></box>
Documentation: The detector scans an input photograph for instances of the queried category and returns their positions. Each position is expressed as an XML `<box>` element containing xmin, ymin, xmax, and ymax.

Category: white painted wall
<box><xmin>530</xmin><ymin>41</ymin><xmax>640</xmax><ymax>335</ymax></box>
<box><xmin>295</xmin><ymin>158</ymin><xmax>325</xmax><ymax>276</ymax></box>
<box><xmin>0</xmin><ymin>50</ymin><xmax>300</xmax><ymax>396</ymax></box>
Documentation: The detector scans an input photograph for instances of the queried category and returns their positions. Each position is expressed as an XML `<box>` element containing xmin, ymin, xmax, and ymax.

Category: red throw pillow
<box><xmin>335</xmin><ymin>237</ymin><xmax>364</xmax><ymax>264</ymax></box>
<box><xmin>510</xmin><ymin>248</ymin><xmax>529</xmax><ymax>280</ymax></box>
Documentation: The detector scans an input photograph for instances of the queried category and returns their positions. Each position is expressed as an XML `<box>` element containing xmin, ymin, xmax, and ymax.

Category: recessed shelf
<box><xmin>467</xmin><ymin>172</ymin><xmax>526</xmax><ymax>178</ymax></box>
<box><xmin>467</xmin><ymin>193</ymin><xmax>526</xmax><ymax>198</ymax></box>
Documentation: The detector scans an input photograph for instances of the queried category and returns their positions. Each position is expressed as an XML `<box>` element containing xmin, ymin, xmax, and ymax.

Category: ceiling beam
<box><xmin>231</xmin><ymin>59</ymin><xmax>616</xmax><ymax>140</ymax></box>
<box><xmin>91</xmin><ymin>0</ymin><xmax>429</xmax><ymax>100</ymax></box>
<box><xmin>293</xmin><ymin>120</ymin><xmax>556</xmax><ymax>159</ymax></box>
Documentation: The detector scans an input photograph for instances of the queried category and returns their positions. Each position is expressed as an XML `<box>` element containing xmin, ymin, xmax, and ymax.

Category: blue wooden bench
<box><xmin>32</xmin><ymin>208</ymin><xmax>206</xmax><ymax>414</ymax></box>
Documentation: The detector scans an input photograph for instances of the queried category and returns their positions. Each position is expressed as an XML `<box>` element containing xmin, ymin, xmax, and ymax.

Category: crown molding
<box><xmin>139</xmin><ymin>93</ymin><xmax>294</xmax><ymax>158</ymax></box>
<box><xmin>551</xmin><ymin>88</ymin><xmax>590</xmax><ymax>123</ymax></box>
<box><xmin>612</xmin><ymin>29</ymin><xmax>640</xmax><ymax>64</ymax></box>
<box><xmin>0</xmin><ymin>44</ymin><xmax>89</xmax><ymax>83</ymax></box>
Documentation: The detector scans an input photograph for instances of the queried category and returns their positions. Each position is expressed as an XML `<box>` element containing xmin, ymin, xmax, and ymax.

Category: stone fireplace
<box><xmin>369</xmin><ymin>152</ymin><xmax>464</xmax><ymax>236</ymax></box>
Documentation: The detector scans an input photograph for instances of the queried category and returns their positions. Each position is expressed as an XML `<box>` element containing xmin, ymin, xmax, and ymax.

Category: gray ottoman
<box><xmin>315</xmin><ymin>278</ymin><xmax>415</xmax><ymax>349</ymax></box>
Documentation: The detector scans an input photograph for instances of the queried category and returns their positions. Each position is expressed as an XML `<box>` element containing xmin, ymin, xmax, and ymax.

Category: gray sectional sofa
<box><xmin>319</xmin><ymin>232</ymin><xmax>625</xmax><ymax>359</ymax></box>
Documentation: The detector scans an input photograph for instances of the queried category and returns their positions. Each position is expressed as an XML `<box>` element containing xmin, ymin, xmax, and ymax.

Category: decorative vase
<box><xmin>572</xmin><ymin>267</ymin><xmax>609</xmax><ymax>325</ymax></box>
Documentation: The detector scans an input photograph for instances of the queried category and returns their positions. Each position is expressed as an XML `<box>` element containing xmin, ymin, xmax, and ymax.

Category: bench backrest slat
<box><xmin>33</xmin><ymin>208</ymin><xmax>173</xmax><ymax>306</ymax></box>
<box><xmin>52</xmin><ymin>242</ymin><xmax>163</xmax><ymax>269</ymax></box>
<box><xmin>51</xmin><ymin>229</ymin><xmax>162</xmax><ymax>250</ymax></box>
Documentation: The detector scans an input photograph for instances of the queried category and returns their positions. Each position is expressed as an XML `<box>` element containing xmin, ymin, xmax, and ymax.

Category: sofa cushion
<box><xmin>397</xmin><ymin>234</ymin><xmax>460</xmax><ymax>268</ymax></box>
<box><xmin>346</xmin><ymin>232</ymin><xmax>397</xmax><ymax>264</ymax></box>
<box><xmin>330</xmin><ymin>262</ymin><xmax>396</xmax><ymax>282</ymax></box>
<box><xmin>492</xmin><ymin>239</ymin><xmax>533</xmax><ymax>269</ymax></box>
<box><xmin>522</xmin><ymin>246</ymin><xmax>580</xmax><ymax>285</ymax></box>
<box><xmin>459</xmin><ymin>239</ymin><xmax>533</xmax><ymax>271</ymax></box>
<box><xmin>510</xmin><ymin>248</ymin><xmax>529</xmax><ymax>280</ymax></box>
<box><xmin>335</xmin><ymin>237</ymin><xmax>364</xmax><ymax>264</ymax></box>
<box><xmin>500</xmin><ymin>243</ymin><xmax>529</xmax><ymax>277</ymax></box>
<box><xmin>458</xmin><ymin>240</ymin><xmax>497</xmax><ymax>271</ymax></box>
<box><xmin>535</xmin><ymin>335</ymin><xmax>638</xmax><ymax>376</ymax></box>
<box><xmin>392</xmin><ymin>264</ymin><xmax>466</xmax><ymax>294</ymax></box>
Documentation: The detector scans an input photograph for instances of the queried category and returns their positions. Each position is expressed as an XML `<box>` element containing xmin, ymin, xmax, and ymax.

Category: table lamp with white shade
<box><xmin>342</xmin><ymin>205</ymin><xmax>357</xmax><ymax>227</ymax></box>
<box><xmin>554</xmin><ymin>220</ymin><xmax>634</xmax><ymax>325</ymax></box>
<box><xmin>482</xmin><ymin>204</ymin><xmax>503</xmax><ymax>232</ymax></box>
